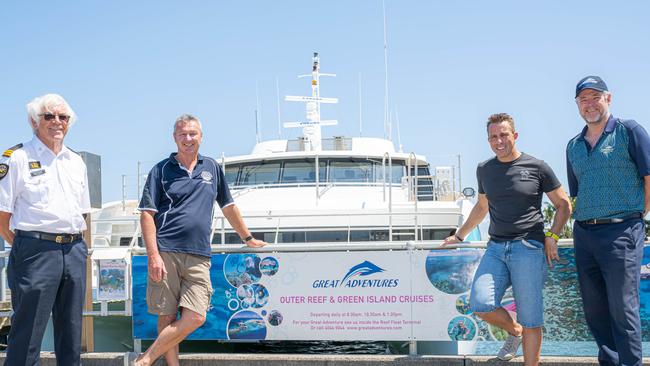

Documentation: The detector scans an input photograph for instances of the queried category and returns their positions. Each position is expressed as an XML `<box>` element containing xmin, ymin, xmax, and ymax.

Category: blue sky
<box><xmin>2</xmin><ymin>1</ymin><xmax>649</xmax><ymax>203</ymax></box>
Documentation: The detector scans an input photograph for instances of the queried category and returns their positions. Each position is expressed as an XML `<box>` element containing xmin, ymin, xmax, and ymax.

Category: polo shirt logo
<box><xmin>519</xmin><ymin>170</ymin><xmax>531</xmax><ymax>181</ymax></box>
<box><xmin>600</xmin><ymin>145</ymin><xmax>614</xmax><ymax>155</ymax></box>
<box><xmin>201</xmin><ymin>171</ymin><xmax>213</xmax><ymax>182</ymax></box>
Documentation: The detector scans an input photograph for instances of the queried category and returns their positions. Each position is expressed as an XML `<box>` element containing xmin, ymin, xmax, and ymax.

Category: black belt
<box><xmin>15</xmin><ymin>230</ymin><xmax>83</xmax><ymax>244</ymax></box>
<box><xmin>577</xmin><ymin>212</ymin><xmax>643</xmax><ymax>225</ymax></box>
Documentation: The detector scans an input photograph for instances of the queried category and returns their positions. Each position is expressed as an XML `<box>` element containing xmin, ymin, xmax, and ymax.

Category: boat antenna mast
<box><xmin>255</xmin><ymin>81</ymin><xmax>262</xmax><ymax>143</ymax></box>
<box><xmin>283</xmin><ymin>52</ymin><xmax>338</xmax><ymax>151</ymax></box>
<box><xmin>382</xmin><ymin>0</ymin><xmax>391</xmax><ymax>141</ymax></box>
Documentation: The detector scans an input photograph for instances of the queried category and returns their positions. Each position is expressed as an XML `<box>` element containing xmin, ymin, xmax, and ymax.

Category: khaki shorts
<box><xmin>146</xmin><ymin>252</ymin><xmax>213</xmax><ymax>316</ymax></box>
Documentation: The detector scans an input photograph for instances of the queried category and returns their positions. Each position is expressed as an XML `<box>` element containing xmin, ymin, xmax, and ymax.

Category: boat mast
<box><xmin>382</xmin><ymin>0</ymin><xmax>391</xmax><ymax>141</ymax></box>
<box><xmin>255</xmin><ymin>81</ymin><xmax>261</xmax><ymax>143</ymax></box>
<box><xmin>284</xmin><ymin>52</ymin><xmax>338</xmax><ymax>151</ymax></box>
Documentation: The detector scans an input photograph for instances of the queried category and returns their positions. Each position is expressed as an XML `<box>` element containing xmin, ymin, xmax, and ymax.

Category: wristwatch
<box><xmin>242</xmin><ymin>235</ymin><xmax>254</xmax><ymax>243</ymax></box>
<box><xmin>545</xmin><ymin>231</ymin><xmax>559</xmax><ymax>241</ymax></box>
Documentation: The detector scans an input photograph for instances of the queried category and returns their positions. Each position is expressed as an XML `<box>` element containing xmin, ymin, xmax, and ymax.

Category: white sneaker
<box><xmin>497</xmin><ymin>334</ymin><xmax>522</xmax><ymax>361</ymax></box>
<box><xmin>124</xmin><ymin>352</ymin><xmax>139</xmax><ymax>366</ymax></box>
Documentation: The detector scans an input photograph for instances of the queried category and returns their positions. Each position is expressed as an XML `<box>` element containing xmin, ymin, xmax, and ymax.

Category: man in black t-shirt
<box><xmin>444</xmin><ymin>113</ymin><xmax>571</xmax><ymax>365</ymax></box>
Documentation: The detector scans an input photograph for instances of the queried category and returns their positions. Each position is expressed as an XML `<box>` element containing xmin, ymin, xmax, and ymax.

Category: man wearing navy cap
<box><xmin>567</xmin><ymin>76</ymin><xmax>650</xmax><ymax>366</ymax></box>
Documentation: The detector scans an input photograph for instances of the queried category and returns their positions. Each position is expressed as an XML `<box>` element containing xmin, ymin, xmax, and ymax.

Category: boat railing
<box><xmin>231</xmin><ymin>181</ymin><xmax>398</xmax><ymax>190</ymax></box>
<box><xmin>211</xmin><ymin>209</ymin><xmax>461</xmax><ymax>245</ymax></box>
<box><xmin>91</xmin><ymin>207</ymin><xmax>461</xmax><ymax>248</ymax></box>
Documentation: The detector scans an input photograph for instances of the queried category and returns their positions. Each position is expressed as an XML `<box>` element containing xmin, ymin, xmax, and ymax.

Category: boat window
<box><xmin>369</xmin><ymin>230</ymin><xmax>389</xmax><ymax>241</ymax></box>
<box><xmin>421</xmin><ymin>228</ymin><xmax>456</xmax><ymax>240</ymax></box>
<box><xmin>239</xmin><ymin>163</ymin><xmax>281</xmax><ymax>186</ymax></box>
<box><xmin>281</xmin><ymin>161</ymin><xmax>326</xmax><ymax>183</ymax></box>
<box><xmin>217</xmin><ymin>232</ymin><xmax>278</xmax><ymax>244</ymax></box>
<box><xmin>349</xmin><ymin>230</ymin><xmax>370</xmax><ymax>241</ymax></box>
<box><xmin>213</xmin><ymin>228</ymin><xmax>456</xmax><ymax>244</ymax></box>
<box><xmin>279</xmin><ymin>231</ymin><xmax>307</xmax><ymax>243</ymax></box>
<box><xmin>306</xmin><ymin>231</ymin><xmax>348</xmax><ymax>242</ymax></box>
<box><xmin>376</xmin><ymin>163</ymin><xmax>405</xmax><ymax>184</ymax></box>
<box><xmin>219</xmin><ymin>233</ymin><xmax>242</xmax><ymax>244</ymax></box>
<box><xmin>224</xmin><ymin>165</ymin><xmax>240</xmax><ymax>186</ymax></box>
<box><xmin>119</xmin><ymin>237</ymin><xmax>143</xmax><ymax>247</ymax></box>
<box><xmin>329</xmin><ymin>161</ymin><xmax>373</xmax><ymax>183</ymax></box>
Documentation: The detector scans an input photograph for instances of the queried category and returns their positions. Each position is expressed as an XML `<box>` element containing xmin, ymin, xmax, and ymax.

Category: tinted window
<box><xmin>282</xmin><ymin>161</ymin><xmax>326</xmax><ymax>183</ymax></box>
<box><xmin>224</xmin><ymin>165</ymin><xmax>240</xmax><ymax>186</ymax></box>
<box><xmin>306</xmin><ymin>231</ymin><xmax>347</xmax><ymax>242</ymax></box>
<box><xmin>240</xmin><ymin>163</ymin><xmax>281</xmax><ymax>186</ymax></box>
<box><xmin>377</xmin><ymin>163</ymin><xmax>405</xmax><ymax>184</ymax></box>
<box><xmin>421</xmin><ymin>229</ymin><xmax>455</xmax><ymax>240</ymax></box>
<box><xmin>329</xmin><ymin>161</ymin><xmax>373</xmax><ymax>182</ymax></box>
<box><xmin>279</xmin><ymin>231</ymin><xmax>307</xmax><ymax>243</ymax></box>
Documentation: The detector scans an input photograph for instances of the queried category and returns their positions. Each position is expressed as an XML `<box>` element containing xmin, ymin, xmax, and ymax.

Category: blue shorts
<box><xmin>469</xmin><ymin>239</ymin><xmax>548</xmax><ymax>328</ymax></box>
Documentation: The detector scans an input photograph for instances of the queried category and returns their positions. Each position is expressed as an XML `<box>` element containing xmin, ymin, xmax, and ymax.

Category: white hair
<box><xmin>173</xmin><ymin>114</ymin><xmax>202</xmax><ymax>133</ymax></box>
<box><xmin>26</xmin><ymin>94</ymin><xmax>77</xmax><ymax>130</ymax></box>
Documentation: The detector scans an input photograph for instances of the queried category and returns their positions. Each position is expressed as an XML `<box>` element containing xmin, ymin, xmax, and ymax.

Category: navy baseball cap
<box><xmin>575</xmin><ymin>76</ymin><xmax>608</xmax><ymax>98</ymax></box>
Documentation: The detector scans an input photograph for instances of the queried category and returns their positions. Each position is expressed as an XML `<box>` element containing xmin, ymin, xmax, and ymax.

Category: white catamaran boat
<box><xmin>91</xmin><ymin>52</ymin><xmax>479</xmax><ymax>252</ymax></box>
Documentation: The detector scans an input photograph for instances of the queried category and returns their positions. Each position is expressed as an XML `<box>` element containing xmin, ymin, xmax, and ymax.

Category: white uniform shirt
<box><xmin>0</xmin><ymin>136</ymin><xmax>91</xmax><ymax>234</ymax></box>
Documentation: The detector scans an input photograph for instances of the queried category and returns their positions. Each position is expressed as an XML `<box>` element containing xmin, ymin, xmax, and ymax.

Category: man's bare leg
<box><xmin>476</xmin><ymin>308</ymin><xmax>522</xmax><ymax>337</ymax></box>
<box><xmin>476</xmin><ymin>309</ymin><xmax>542</xmax><ymax>365</ymax></box>
<box><xmin>135</xmin><ymin>308</ymin><xmax>205</xmax><ymax>366</ymax></box>
<box><xmin>158</xmin><ymin>314</ymin><xmax>179</xmax><ymax>366</ymax></box>
<box><xmin>522</xmin><ymin>327</ymin><xmax>542</xmax><ymax>366</ymax></box>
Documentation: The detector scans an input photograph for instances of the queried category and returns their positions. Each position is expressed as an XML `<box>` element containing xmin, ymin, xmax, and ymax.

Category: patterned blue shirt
<box><xmin>138</xmin><ymin>153</ymin><xmax>234</xmax><ymax>257</ymax></box>
<box><xmin>566</xmin><ymin>115</ymin><xmax>650</xmax><ymax>221</ymax></box>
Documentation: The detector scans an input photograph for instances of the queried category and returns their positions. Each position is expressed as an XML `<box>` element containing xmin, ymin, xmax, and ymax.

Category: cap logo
<box><xmin>578</xmin><ymin>77</ymin><xmax>599</xmax><ymax>87</ymax></box>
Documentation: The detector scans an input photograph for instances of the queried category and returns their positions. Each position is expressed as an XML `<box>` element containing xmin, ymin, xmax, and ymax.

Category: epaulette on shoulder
<box><xmin>2</xmin><ymin>143</ymin><xmax>23</xmax><ymax>158</ymax></box>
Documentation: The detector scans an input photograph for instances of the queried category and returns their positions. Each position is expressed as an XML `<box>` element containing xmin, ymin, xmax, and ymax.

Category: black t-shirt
<box><xmin>477</xmin><ymin>153</ymin><xmax>561</xmax><ymax>243</ymax></box>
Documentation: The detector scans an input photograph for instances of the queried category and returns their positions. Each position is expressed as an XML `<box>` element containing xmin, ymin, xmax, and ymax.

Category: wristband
<box><xmin>242</xmin><ymin>235</ymin><xmax>254</xmax><ymax>243</ymax></box>
<box><xmin>545</xmin><ymin>231</ymin><xmax>559</xmax><ymax>241</ymax></box>
<box><xmin>454</xmin><ymin>234</ymin><xmax>464</xmax><ymax>242</ymax></box>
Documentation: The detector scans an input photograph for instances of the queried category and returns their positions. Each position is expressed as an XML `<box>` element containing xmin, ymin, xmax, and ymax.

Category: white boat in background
<box><xmin>91</xmin><ymin>52</ymin><xmax>479</xmax><ymax>252</ymax></box>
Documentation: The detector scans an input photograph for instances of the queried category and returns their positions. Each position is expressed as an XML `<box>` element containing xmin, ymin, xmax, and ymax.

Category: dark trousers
<box><xmin>4</xmin><ymin>236</ymin><xmax>87</xmax><ymax>366</ymax></box>
<box><xmin>573</xmin><ymin>219</ymin><xmax>644</xmax><ymax>366</ymax></box>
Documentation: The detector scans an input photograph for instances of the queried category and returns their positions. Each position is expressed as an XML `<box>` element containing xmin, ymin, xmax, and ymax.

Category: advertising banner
<box><xmin>132</xmin><ymin>246</ymin><xmax>650</xmax><ymax>342</ymax></box>
<box><xmin>133</xmin><ymin>249</ymin><xmax>483</xmax><ymax>340</ymax></box>
<box><xmin>98</xmin><ymin>258</ymin><xmax>128</xmax><ymax>301</ymax></box>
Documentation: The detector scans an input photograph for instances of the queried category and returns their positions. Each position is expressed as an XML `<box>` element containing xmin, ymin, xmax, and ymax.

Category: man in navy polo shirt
<box><xmin>128</xmin><ymin>114</ymin><xmax>266</xmax><ymax>366</ymax></box>
<box><xmin>567</xmin><ymin>76</ymin><xmax>650</xmax><ymax>366</ymax></box>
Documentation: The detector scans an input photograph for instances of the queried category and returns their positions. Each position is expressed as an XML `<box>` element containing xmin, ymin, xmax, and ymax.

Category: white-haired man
<box><xmin>0</xmin><ymin>94</ymin><xmax>91</xmax><ymax>365</ymax></box>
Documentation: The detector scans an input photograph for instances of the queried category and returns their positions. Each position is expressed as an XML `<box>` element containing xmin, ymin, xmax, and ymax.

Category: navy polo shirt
<box><xmin>138</xmin><ymin>153</ymin><xmax>234</xmax><ymax>257</ymax></box>
<box><xmin>566</xmin><ymin>115</ymin><xmax>650</xmax><ymax>221</ymax></box>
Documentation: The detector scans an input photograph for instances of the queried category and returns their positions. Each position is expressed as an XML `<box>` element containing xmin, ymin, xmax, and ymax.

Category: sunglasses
<box><xmin>39</xmin><ymin>113</ymin><xmax>71</xmax><ymax>123</ymax></box>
